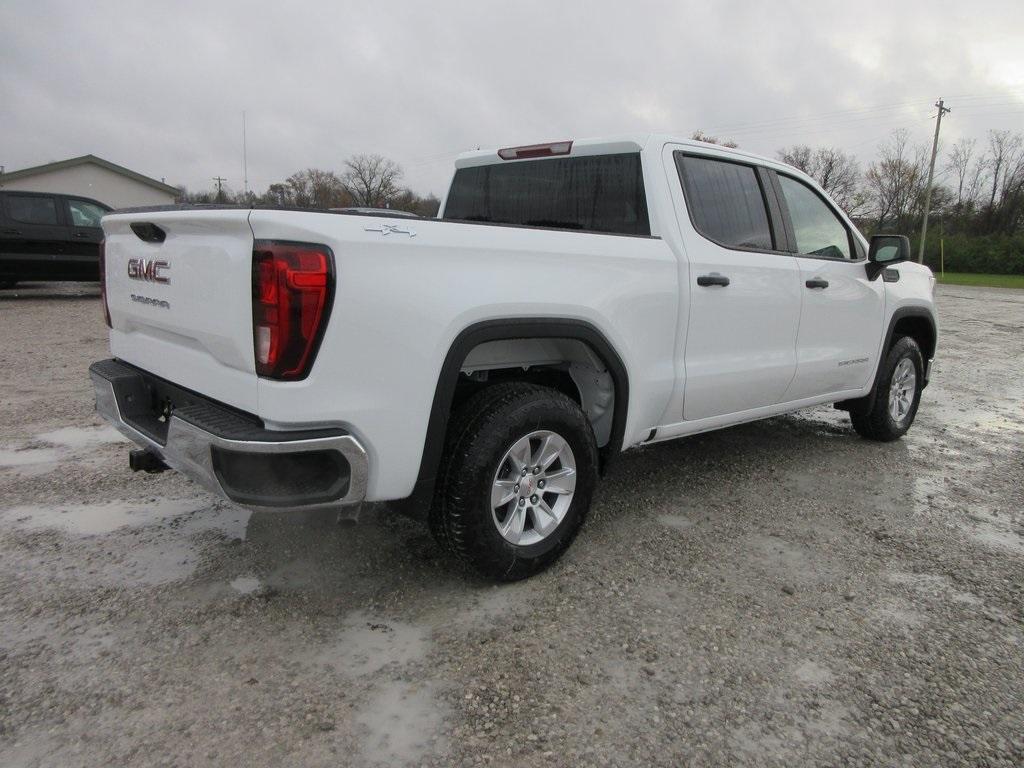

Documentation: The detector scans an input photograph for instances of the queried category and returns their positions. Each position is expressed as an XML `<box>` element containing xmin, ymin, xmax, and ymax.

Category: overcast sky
<box><xmin>2</xmin><ymin>0</ymin><xmax>1022</xmax><ymax>198</ymax></box>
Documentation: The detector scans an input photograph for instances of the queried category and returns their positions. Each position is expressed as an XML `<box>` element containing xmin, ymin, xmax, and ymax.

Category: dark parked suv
<box><xmin>0</xmin><ymin>190</ymin><xmax>111</xmax><ymax>288</ymax></box>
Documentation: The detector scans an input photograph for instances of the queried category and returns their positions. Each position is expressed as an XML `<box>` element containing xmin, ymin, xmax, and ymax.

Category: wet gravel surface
<box><xmin>1</xmin><ymin>281</ymin><xmax>1022</xmax><ymax>767</ymax></box>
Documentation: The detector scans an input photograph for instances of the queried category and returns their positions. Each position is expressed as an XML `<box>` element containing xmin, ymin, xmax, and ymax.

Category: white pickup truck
<box><xmin>91</xmin><ymin>135</ymin><xmax>937</xmax><ymax>580</ymax></box>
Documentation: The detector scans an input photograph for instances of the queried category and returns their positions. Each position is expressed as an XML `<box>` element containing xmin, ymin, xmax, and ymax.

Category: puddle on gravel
<box><xmin>308</xmin><ymin>611</ymin><xmax>430</xmax><ymax>678</ymax></box>
<box><xmin>1</xmin><ymin>498</ymin><xmax>212</xmax><ymax>536</ymax></box>
<box><xmin>912</xmin><ymin>468</ymin><xmax>1023</xmax><ymax>554</ymax></box>
<box><xmin>230</xmin><ymin>575</ymin><xmax>261</xmax><ymax>595</ymax></box>
<box><xmin>36</xmin><ymin>425</ymin><xmax>126</xmax><ymax>449</ymax></box>
<box><xmin>355</xmin><ymin>681</ymin><xmax>446</xmax><ymax>767</ymax></box>
<box><xmin>793</xmin><ymin>660</ymin><xmax>835</xmax><ymax>686</ymax></box>
<box><xmin>871</xmin><ymin>599</ymin><xmax>926</xmax><ymax>629</ymax></box>
<box><xmin>0</xmin><ymin>447</ymin><xmax>61</xmax><ymax>475</ymax></box>
<box><xmin>744</xmin><ymin>533</ymin><xmax>827</xmax><ymax>584</ymax></box>
<box><xmin>1</xmin><ymin>499</ymin><xmax>252</xmax><ymax>586</ymax></box>
<box><xmin>886</xmin><ymin>570</ymin><xmax>984</xmax><ymax>605</ymax></box>
<box><xmin>659</xmin><ymin>514</ymin><xmax>695</xmax><ymax>531</ymax></box>
<box><xmin>967</xmin><ymin>514</ymin><xmax>1024</xmax><ymax>554</ymax></box>
<box><xmin>451</xmin><ymin>583</ymin><xmax>531</xmax><ymax>628</ymax></box>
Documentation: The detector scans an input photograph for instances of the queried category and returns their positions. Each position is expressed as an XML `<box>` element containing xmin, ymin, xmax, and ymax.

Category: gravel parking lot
<box><xmin>1</xmin><ymin>282</ymin><xmax>1022</xmax><ymax>767</ymax></box>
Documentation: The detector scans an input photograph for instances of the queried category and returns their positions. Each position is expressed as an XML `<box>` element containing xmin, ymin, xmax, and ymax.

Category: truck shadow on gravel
<box><xmin>230</xmin><ymin>405</ymin><xmax>918</xmax><ymax>603</ymax></box>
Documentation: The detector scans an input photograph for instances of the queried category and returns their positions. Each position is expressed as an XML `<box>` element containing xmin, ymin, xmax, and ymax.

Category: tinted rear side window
<box><xmin>6</xmin><ymin>195</ymin><xmax>59</xmax><ymax>226</ymax></box>
<box><xmin>676</xmin><ymin>154</ymin><xmax>773</xmax><ymax>250</ymax></box>
<box><xmin>444</xmin><ymin>153</ymin><xmax>650</xmax><ymax>236</ymax></box>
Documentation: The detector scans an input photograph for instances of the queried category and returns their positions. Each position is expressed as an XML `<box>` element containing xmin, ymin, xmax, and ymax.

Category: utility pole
<box><xmin>213</xmin><ymin>176</ymin><xmax>227</xmax><ymax>202</ymax></box>
<box><xmin>918</xmin><ymin>98</ymin><xmax>951</xmax><ymax>263</ymax></box>
<box><xmin>242</xmin><ymin>111</ymin><xmax>249</xmax><ymax>198</ymax></box>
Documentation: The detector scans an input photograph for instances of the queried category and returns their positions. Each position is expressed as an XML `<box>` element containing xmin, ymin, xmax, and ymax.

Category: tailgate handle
<box><xmin>130</xmin><ymin>222</ymin><xmax>167</xmax><ymax>243</ymax></box>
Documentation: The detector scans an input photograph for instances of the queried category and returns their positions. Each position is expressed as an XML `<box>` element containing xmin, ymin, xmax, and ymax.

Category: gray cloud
<box><xmin>2</xmin><ymin>0</ymin><xmax>1022</xmax><ymax>197</ymax></box>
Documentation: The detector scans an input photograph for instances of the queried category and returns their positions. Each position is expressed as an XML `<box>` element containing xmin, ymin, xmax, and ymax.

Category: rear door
<box><xmin>63</xmin><ymin>197</ymin><xmax>109</xmax><ymax>280</ymax></box>
<box><xmin>0</xmin><ymin>193</ymin><xmax>69</xmax><ymax>277</ymax></box>
<box><xmin>670</xmin><ymin>151</ymin><xmax>802</xmax><ymax>420</ymax></box>
<box><xmin>102</xmin><ymin>209</ymin><xmax>259</xmax><ymax>412</ymax></box>
<box><xmin>772</xmin><ymin>172</ymin><xmax>884</xmax><ymax>399</ymax></box>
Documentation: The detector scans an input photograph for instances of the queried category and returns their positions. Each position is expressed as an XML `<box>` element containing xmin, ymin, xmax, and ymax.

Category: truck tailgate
<box><xmin>101</xmin><ymin>209</ymin><xmax>258</xmax><ymax>413</ymax></box>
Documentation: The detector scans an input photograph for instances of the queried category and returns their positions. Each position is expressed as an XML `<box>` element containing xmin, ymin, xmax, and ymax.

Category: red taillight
<box><xmin>497</xmin><ymin>141</ymin><xmax>572</xmax><ymax>160</ymax></box>
<box><xmin>252</xmin><ymin>241</ymin><xmax>334</xmax><ymax>380</ymax></box>
<box><xmin>99</xmin><ymin>239</ymin><xmax>111</xmax><ymax>328</ymax></box>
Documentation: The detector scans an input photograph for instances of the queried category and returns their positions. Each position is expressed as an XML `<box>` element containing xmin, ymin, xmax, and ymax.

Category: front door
<box><xmin>773</xmin><ymin>173</ymin><xmax>884</xmax><ymax>400</ymax></box>
<box><xmin>672</xmin><ymin>152</ymin><xmax>803</xmax><ymax>421</ymax></box>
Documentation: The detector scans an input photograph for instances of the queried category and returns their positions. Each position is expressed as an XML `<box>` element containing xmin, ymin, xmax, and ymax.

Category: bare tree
<box><xmin>341</xmin><ymin>154</ymin><xmax>404</xmax><ymax>207</ymax></box>
<box><xmin>389</xmin><ymin>188</ymin><xmax>441</xmax><ymax>217</ymax></box>
<box><xmin>864</xmin><ymin>130</ymin><xmax>930</xmax><ymax>232</ymax></box>
<box><xmin>284</xmin><ymin>168</ymin><xmax>348</xmax><ymax>209</ymax></box>
<box><xmin>690</xmin><ymin>130</ymin><xmax>738</xmax><ymax>149</ymax></box>
<box><xmin>778</xmin><ymin>145</ymin><xmax>864</xmax><ymax>216</ymax></box>
<box><xmin>262</xmin><ymin>182</ymin><xmax>294</xmax><ymax>207</ymax></box>
<box><xmin>946</xmin><ymin>138</ymin><xmax>975</xmax><ymax>210</ymax></box>
<box><xmin>982</xmin><ymin>130</ymin><xmax>1024</xmax><ymax>232</ymax></box>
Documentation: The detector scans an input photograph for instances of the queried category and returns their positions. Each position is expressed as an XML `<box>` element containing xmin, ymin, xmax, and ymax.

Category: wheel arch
<box><xmin>888</xmin><ymin>307</ymin><xmax>937</xmax><ymax>364</ymax></box>
<box><xmin>396</xmin><ymin>317</ymin><xmax>629</xmax><ymax>518</ymax></box>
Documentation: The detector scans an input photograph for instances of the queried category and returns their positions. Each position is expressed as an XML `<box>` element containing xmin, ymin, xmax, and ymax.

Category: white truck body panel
<box><xmin>247</xmin><ymin>209</ymin><xmax>678</xmax><ymax>499</ymax></box>
<box><xmin>103</xmin><ymin>209</ymin><xmax>258</xmax><ymax>412</ymax></box>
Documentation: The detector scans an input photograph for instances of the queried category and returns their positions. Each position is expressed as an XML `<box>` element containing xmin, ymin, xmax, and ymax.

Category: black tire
<box><xmin>430</xmin><ymin>382</ymin><xmax>599</xmax><ymax>581</ymax></box>
<box><xmin>850</xmin><ymin>336</ymin><xmax>924</xmax><ymax>441</ymax></box>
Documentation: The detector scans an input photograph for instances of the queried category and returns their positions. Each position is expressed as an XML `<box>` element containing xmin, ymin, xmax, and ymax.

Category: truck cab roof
<box><xmin>454</xmin><ymin>134</ymin><xmax>804</xmax><ymax>179</ymax></box>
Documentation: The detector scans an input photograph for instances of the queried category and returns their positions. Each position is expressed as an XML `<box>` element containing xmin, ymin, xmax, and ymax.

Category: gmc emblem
<box><xmin>127</xmin><ymin>258</ymin><xmax>170</xmax><ymax>284</ymax></box>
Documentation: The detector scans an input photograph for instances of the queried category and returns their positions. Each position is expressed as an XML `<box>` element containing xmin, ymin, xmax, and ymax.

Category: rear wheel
<box><xmin>430</xmin><ymin>382</ymin><xmax>598</xmax><ymax>581</ymax></box>
<box><xmin>850</xmin><ymin>336</ymin><xmax>924</xmax><ymax>441</ymax></box>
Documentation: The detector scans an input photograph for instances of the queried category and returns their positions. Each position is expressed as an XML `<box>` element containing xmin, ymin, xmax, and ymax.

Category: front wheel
<box><xmin>850</xmin><ymin>336</ymin><xmax>924</xmax><ymax>441</ymax></box>
<box><xmin>430</xmin><ymin>382</ymin><xmax>598</xmax><ymax>581</ymax></box>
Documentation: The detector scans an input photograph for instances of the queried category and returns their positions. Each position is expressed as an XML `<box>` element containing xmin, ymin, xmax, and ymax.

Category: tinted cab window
<box><xmin>444</xmin><ymin>153</ymin><xmax>650</xmax><ymax>235</ymax></box>
<box><xmin>676</xmin><ymin>154</ymin><xmax>774</xmax><ymax>250</ymax></box>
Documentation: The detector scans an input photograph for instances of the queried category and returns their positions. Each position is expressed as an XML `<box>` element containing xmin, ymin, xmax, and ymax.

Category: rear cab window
<box><xmin>443</xmin><ymin>153</ymin><xmax>650</xmax><ymax>236</ymax></box>
<box><xmin>674</xmin><ymin>153</ymin><xmax>775</xmax><ymax>251</ymax></box>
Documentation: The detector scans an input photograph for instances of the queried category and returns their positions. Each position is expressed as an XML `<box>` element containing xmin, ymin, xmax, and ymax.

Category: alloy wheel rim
<box><xmin>888</xmin><ymin>358</ymin><xmax>917</xmax><ymax>422</ymax></box>
<box><xmin>491</xmin><ymin>430</ymin><xmax>577</xmax><ymax>546</ymax></box>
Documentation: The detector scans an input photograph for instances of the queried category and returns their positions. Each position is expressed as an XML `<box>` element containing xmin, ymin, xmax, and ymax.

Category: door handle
<box><xmin>0</xmin><ymin>228</ymin><xmax>20</xmax><ymax>235</ymax></box>
<box><xmin>805</xmin><ymin>278</ymin><xmax>829</xmax><ymax>289</ymax></box>
<box><xmin>73</xmin><ymin>232</ymin><xmax>91</xmax><ymax>238</ymax></box>
<box><xmin>697</xmin><ymin>273</ymin><xmax>730</xmax><ymax>287</ymax></box>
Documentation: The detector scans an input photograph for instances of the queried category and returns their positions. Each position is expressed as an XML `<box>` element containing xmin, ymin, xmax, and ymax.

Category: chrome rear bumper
<box><xmin>90</xmin><ymin>359</ymin><xmax>368</xmax><ymax>510</ymax></box>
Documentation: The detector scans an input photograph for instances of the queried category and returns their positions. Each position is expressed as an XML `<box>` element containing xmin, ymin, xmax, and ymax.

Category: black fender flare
<box><xmin>882</xmin><ymin>306</ymin><xmax>937</xmax><ymax>372</ymax></box>
<box><xmin>395</xmin><ymin>317</ymin><xmax>629</xmax><ymax>518</ymax></box>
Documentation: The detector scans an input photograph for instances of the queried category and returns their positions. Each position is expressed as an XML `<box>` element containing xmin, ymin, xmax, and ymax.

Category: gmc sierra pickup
<box><xmin>90</xmin><ymin>135</ymin><xmax>937</xmax><ymax>580</ymax></box>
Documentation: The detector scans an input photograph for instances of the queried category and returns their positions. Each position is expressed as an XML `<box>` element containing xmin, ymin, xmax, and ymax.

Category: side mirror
<box><xmin>867</xmin><ymin>234</ymin><xmax>911</xmax><ymax>279</ymax></box>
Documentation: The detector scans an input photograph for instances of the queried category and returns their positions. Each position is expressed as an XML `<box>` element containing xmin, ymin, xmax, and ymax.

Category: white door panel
<box><xmin>786</xmin><ymin>258</ymin><xmax>884</xmax><ymax>400</ymax></box>
<box><xmin>683</xmin><ymin>249</ymin><xmax>801</xmax><ymax>419</ymax></box>
<box><xmin>773</xmin><ymin>172</ymin><xmax>885</xmax><ymax>402</ymax></box>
